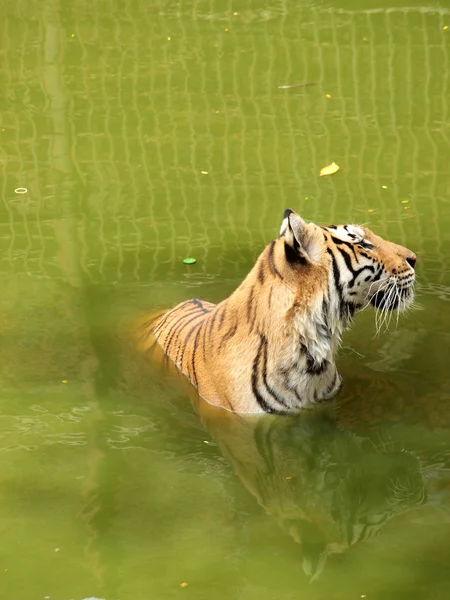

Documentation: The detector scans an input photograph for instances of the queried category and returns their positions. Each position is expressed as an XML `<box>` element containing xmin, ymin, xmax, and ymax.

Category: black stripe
<box><xmin>190</xmin><ymin>324</ymin><xmax>203</xmax><ymax>387</ymax></box>
<box><xmin>153</xmin><ymin>304</ymin><xmax>202</xmax><ymax>337</ymax></box>
<box><xmin>178</xmin><ymin>318</ymin><xmax>204</xmax><ymax>367</ymax></box>
<box><xmin>321</xmin><ymin>298</ymin><xmax>330</xmax><ymax>339</ymax></box>
<box><xmin>218</xmin><ymin>321</ymin><xmax>238</xmax><ymax>352</ymax></box>
<box><xmin>260</xmin><ymin>337</ymin><xmax>290</xmax><ymax>409</ymax></box>
<box><xmin>301</xmin><ymin>343</ymin><xmax>326</xmax><ymax>376</ymax></box>
<box><xmin>219</xmin><ymin>306</ymin><xmax>227</xmax><ymax>329</ymax></box>
<box><xmin>284</xmin><ymin>241</ymin><xmax>307</xmax><ymax>265</ymax></box>
<box><xmin>251</xmin><ymin>336</ymin><xmax>279</xmax><ymax>414</ymax></box>
<box><xmin>207</xmin><ymin>306</ymin><xmax>221</xmax><ymax>346</ymax></box>
<box><xmin>372</xmin><ymin>268</ymin><xmax>383</xmax><ymax>282</ymax></box>
<box><xmin>268</xmin><ymin>241</ymin><xmax>282</xmax><ymax>279</ymax></box>
<box><xmin>143</xmin><ymin>314</ymin><xmax>167</xmax><ymax>342</ymax></box>
<box><xmin>191</xmin><ymin>298</ymin><xmax>211</xmax><ymax>313</ymax></box>
<box><xmin>249</xmin><ymin>307</ymin><xmax>258</xmax><ymax>334</ymax></box>
<box><xmin>161</xmin><ymin>305</ymin><xmax>205</xmax><ymax>341</ymax></box>
<box><xmin>152</xmin><ymin>301</ymin><xmax>193</xmax><ymax>335</ymax></box>
<box><xmin>336</xmin><ymin>246</ymin><xmax>376</xmax><ymax>280</ymax></box>
<box><xmin>257</xmin><ymin>260</ymin><xmax>265</xmax><ymax>284</ymax></box>
<box><xmin>165</xmin><ymin>311</ymin><xmax>205</xmax><ymax>355</ymax></box>
<box><xmin>335</xmin><ymin>246</ymin><xmax>355</xmax><ymax>275</ymax></box>
<box><xmin>248</xmin><ymin>287</ymin><xmax>258</xmax><ymax>333</ymax></box>
<box><xmin>330</xmin><ymin>235</ymin><xmax>358</xmax><ymax>259</ymax></box>
<box><xmin>327</xmin><ymin>248</ymin><xmax>343</xmax><ymax>305</ymax></box>
<box><xmin>246</xmin><ymin>286</ymin><xmax>254</xmax><ymax>322</ymax></box>
<box><xmin>202</xmin><ymin>312</ymin><xmax>212</xmax><ymax>363</ymax></box>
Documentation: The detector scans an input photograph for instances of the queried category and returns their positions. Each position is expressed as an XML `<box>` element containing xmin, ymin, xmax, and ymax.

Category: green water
<box><xmin>1</xmin><ymin>0</ymin><xmax>450</xmax><ymax>598</ymax></box>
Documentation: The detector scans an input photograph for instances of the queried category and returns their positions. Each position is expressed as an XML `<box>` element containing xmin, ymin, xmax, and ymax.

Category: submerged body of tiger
<box><xmin>142</xmin><ymin>209</ymin><xmax>416</xmax><ymax>414</ymax></box>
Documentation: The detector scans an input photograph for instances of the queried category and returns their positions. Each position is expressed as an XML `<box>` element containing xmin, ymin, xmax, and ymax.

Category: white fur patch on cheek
<box><xmin>346</xmin><ymin>225</ymin><xmax>365</xmax><ymax>239</ymax></box>
<box><xmin>329</xmin><ymin>225</ymin><xmax>364</xmax><ymax>243</ymax></box>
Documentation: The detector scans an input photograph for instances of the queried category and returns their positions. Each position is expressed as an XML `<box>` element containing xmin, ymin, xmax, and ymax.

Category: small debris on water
<box><xmin>401</xmin><ymin>199</ymin><xmax>409</xmax><ymax>204</ymax></box>
<box><xmin>180</xmin><ymin>582</ymin><xmax>188</xmax><ymax>588</ymax></box>
<box><xmin>444</xmin><ymin>25</ymin><xmax>448</xmax><ymax>30</ymax></box>
<box><xmin>325</xmin><ymin>93</ymin><xmax>332</xmax><ymax>99</ymax></box>
<box><xmin>203</xmin><ymin>440</ymin><xmax>210</xmax><ymax>444</ymax></box>
<box><xmin>285</xmin><ymin>476</ymin><xmax>294</xmax><ymax>480</ymax></box>
<box><xmin>14</xmin><ymin>187</ymin><xmax>28</xmax><ymax>194</ymax></box>
<box><xmin>62</xmin><ymin>380</ymin><xmax>68</xmax><ymax>384</ymax></box>
<box><xmin>382</xmin><ymin>185</ymin><xmax>387</xmax><ymax>189</ymax></box>
<box><xmin>320</xmin><ymin>162</ymin><xmax>339</xmax><ymax>177</ymax></box>
<box><xmin>55</xmin><ymin>548</ymin><xmax>61</xmax><ymax>552</ymax></box>
<box><xmin>183</xmin><ymin>258</ymin><xmax>196</xmax><ymax>265</ymax></box>
<box><xmin>368</xmin><ymin>209</ymin><xmax>375</xmax><ymax>213</ymax></box>
<box><xmin>201</xmin><ymin>171</ymin><xmax>208</xmax><ymax>174</ymax></box>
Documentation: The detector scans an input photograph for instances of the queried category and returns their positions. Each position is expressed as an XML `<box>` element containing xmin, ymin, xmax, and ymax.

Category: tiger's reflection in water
<box><xmin>195</xmin><ymin>397</ymin><xmax>426</xmax><ymax>580</ymax></box>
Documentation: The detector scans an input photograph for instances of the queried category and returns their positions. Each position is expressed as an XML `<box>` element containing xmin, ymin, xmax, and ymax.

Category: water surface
<box><xmin>1</xmin><ymin>0</ymin><xmax>450</xmax><ymax>598</ymax></box>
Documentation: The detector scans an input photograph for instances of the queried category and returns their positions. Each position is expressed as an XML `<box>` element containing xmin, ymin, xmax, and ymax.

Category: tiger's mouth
<box><xmin>370</xmin><ymin>283</ymin><xmax>414</xmax><ymax>312</ymax></box>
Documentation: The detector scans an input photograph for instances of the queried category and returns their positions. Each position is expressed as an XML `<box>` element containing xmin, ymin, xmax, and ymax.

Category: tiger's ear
<box><xmin>279</xmin><ymin>208</ymin><xmax>323</xmax><ymax>264</ymax></box>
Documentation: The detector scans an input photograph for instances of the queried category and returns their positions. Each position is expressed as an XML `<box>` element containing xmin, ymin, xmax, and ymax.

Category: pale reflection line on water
<box><xmin>328</xmin><ymin>7</ymin><xmax>450</xmax><ymax>15</ymax></box>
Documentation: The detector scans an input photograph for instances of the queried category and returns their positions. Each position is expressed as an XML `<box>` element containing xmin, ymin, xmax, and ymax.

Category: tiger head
<box><xmin>279</xmin><ymin>208</ymin><xmax>416</xmax><ymax>319</ymax></box>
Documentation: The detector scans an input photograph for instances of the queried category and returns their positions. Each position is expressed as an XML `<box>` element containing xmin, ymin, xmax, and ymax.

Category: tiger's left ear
<box><xmin>280</xmin><ymin>208</ymin><xmax>323</xmax><ymax>264</ymax></box>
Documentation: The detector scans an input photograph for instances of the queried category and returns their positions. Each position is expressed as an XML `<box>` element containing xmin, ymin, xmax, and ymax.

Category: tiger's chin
<box><xmin>369</xmin><ymin>285</ymin><xmax>415</xmax><ymax>312</ymax></box>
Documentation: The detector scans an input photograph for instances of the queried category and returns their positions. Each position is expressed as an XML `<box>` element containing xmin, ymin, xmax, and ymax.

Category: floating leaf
<box><xmin>320</xmin><ymin>162</ymin><xmax>339</xmax><ymax>177</ymax></box>
<box><xmin>183</xmin><ymin>258</ymin><xmax>196</xmax><ymax>265</ymax></box>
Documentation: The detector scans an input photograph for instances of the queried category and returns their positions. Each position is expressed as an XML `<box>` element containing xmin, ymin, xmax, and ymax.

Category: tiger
<box><xmin>141</xmin><ymin>208</ymin><xmax>416</xmax><ymax>414</ymax></box>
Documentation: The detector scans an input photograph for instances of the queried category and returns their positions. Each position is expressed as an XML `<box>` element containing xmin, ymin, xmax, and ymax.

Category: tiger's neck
<box><xmin>223</xmin><ymin>275</ymin><xmax>346</xmax><ymax>369</ymax></box>
<box><xmin>215</xmin><ymin>277</ymin><xmax>347</xmax><ymax>410</ymax></box>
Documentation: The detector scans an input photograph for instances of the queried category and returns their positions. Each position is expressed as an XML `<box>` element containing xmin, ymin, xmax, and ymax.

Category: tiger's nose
<box><xmin>406</xmin><ymin>254</ymin><xmax>417</xmax><ymax>269</ymax></box>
